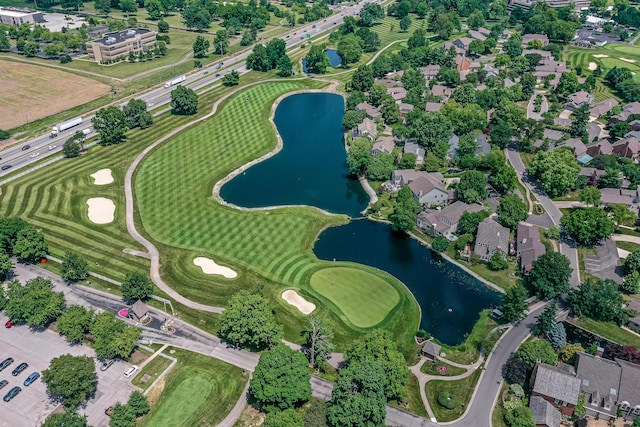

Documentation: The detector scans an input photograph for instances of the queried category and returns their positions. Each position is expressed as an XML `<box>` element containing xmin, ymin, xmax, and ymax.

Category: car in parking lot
<box><xmin>4</xmin><ymin>320</ymin><xmax>11</xmax><ymax>328</ymax></box>
<box><xmin>21</xmin><ymin>145</ymin><xmax>30</xmax><ymax>151</ymax></box>
<box><xmin>23</xmin><ymin>372</ymin><xmax>40</xmax><ymax>386</ymax></box>
<box><xmin>0</xmin><ymin>357</ymin><xmax>14</xmax><ymax>371</ymax></box>
<box><xmin>0</xmin><ymin>380</ymin><xmax>7</xmax><ymax>390</ymax></box>
<box><xmin>100</xmin><ymin>360</ymin><xmax>114</xmax><ymax>371</ymax></box>
<box><xmin>1</xmin><ymin>165</ymin><xmax>12</xmax><ymax>171</ymax></box>
<box><xmin>124</xmin><ymin>365</ymin><xmax>139</xmax><ymax>378</ymax></box>
<box><xmin>12</xmin><ymin>362</ymin><xmax>28</xmax><ymax>376</ymax></box>
<box><xmin>3</xmin><ymin>386</ymin><xmax>21</xmax><ymax>402</ymax></box>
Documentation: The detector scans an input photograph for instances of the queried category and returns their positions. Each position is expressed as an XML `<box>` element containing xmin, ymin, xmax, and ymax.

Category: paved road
<box><xmin>526</xmin><ymin>90</ymin><xmax>548</xmax><ymax>121</ymax></box>
<box><xmin>506</xmin><ymin>143</ymin><xmax>581</xmax><ymax>288</ymax></box>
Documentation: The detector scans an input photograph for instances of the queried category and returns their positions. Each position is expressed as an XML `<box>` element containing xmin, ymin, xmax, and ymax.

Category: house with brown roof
<box><xmin>566</xmin><ymin>91</ymin><xmax>594</xmax><ymax>110</ymax></box>
<box><xmin>599</xmin><ymin>187</ymin><xmax>638</xmax><ymax>207</ymax></box>
<box><xmin>388</xmin><ymin>86</ymin><xmax>407</xmax><ymax>102</ymax></box>
<box><xmin>586</xmin><ymin>139</ymin><xmax>613</xmax><ymax>157</ymax></box>
<box><xmin>398</xmin><ymin>102</ymin><xmax>414</xmax><ymax>116</ymax></box>
<box><xmin>371</xmin><ymin>136</ymin><xmax>395</xmax><ymax>156</ymax></box>
<box><xmin>416</xmin><ymin>201</ymin><xmax>484</xmax><ymax>239</ymax></box>
<box><xmin>354</xmin><ymin>118</ymin><xmax>378</xmax><ymax>141</ymax></box>
<box><xmin>522</xmin><ymin>34</ymin><xmax>549</xmax><ymax>47</ymax></box>
<box><xmin>530</xmin><ymin>363</ymin><xmax>581</xmax><ymax>417</ymax></box>
<box><xmin>589</xmin><ymin>98</ymin><xmax>619</xmax><ymax>119</ymax></box>
<box><xmin>612</xmin><ymin>137</ymin><xmax>640</xmax><ymax>161</ymax></box>
<box><xmin>627</xmin><ymin>299</ymin><xmax>640</xmax><ymax>332</ymax></box>
<box><xmin>421</xmin><ymin>341</ymin><xmax>441</xmax><ymax>361</ymax></box>
<box><xmin>517</xmin><ymin>224</ymin><xmax>546</xmax><ymax>275</ymax></box>
<box><xmin>558</xmin><ymin>138</ymin><xmax>588</xmax><ymax>161</ymax></box>
<box><xmin>523</xmin><ymin>48</ymin><xmax>552</xmax><ymax>59</ymax></box>
<box><xmin>408</xmin><ymin>174</ymin><xmax>450</xmax><ymax>207</ymax></box>
<box><xmin>404</xmin><ymin>142</ymin><xmax>425</xmax><ymax>164</ymax></box>
<box><xmin>478</xmin><ymin>27</ymin><xmax>491</xmax><ymax>36</ymax></box>
<box><xmin>453</xmin><ymin>37</ymin><xmax>474</xmax><ymax>51</ymax></box>
<box><xmin>609</xmin><ymin>102</ymin><xmax>640</xmax><ymax>125</ymax></box>
<box><xmin>419</xmin><ymin>65</ymin><xmax>441</xmax><ymax>81</ymax></box>
<box><xmin>431</xmin><ymin>85</ymin><xmax>453</xmax><ymax>101</ymax></box>
<box><xmin>468</xmin><ymin>30</ymin><xmax>487</xmax><ymax>41</ymax></box>
<box><xmin>543</xmin><ymin>129</ymin><xmax>565</xmax><ymax>144</ymax></box>
<box><xmin>630</xmin><ymin>120</ymin><xmax>640</xmax><ymax>132</ymax></box>
<box><xmin>425</xmin><ymin>102</ymin><xmax>442</xmax><ymax>113</ymax></box>
<box><xmin>356</xmin><ymin>102</ymin><xmax>381</xmax><ymax>119</ymax></box>
<box><xmin>530</xmin><ymin>396</ymin><xmax>562</xmax><ymax>427</ymax></box>
<box><xmin>474</xmin><ymin>216</ymin><xmax>509</xmax><ymax>261</ymax></box>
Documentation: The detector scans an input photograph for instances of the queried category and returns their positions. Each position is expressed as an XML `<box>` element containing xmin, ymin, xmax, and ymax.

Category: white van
<box><xmin>124</xmin><ymin>365</ymin><xmax>139</xmax><ymax>378</ymax></box>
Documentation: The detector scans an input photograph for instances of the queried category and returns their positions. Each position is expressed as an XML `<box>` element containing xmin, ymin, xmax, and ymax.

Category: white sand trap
<box><xmin>86</xmin><ymin>197</ymin><xmax>115</xmax><ymax>224</ymax></box>
<box><xmin>282</xmin><ymin>290</ymin><xmax>316</xmax><ymax>315</ymax></box>
<box><xmin>588</xmin><ymin>62</ymin><xmax>597</xmax><ymax>71</ymax></box>
<box><xmin>593</xmin><ymin>54</ymin><xmax>609</xmax><ymax>58</ymax></box>
<box><xmin>193</xmin><ymin>257</ymin><xmax>237</xmax><ymax>279</ymax></box>
<box><xmin>90</xmin><ymin>168</ymin><xmax>114</xmax><ymax>185</ymax></box>
<box><xmin>620</xmin><ymin>57</ymin><xmax>637</xmax><ymax>63</ymax></box>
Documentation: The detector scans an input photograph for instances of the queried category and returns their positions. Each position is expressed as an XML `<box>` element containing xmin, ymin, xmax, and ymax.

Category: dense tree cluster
<box><xmin>5</xmin><ymin>277</ymin><xmax>66</xmax><ymax>327</ymax></box>
<box><xmin>247</xmin><ymin>39</ymin><xmax>292</xmax><ymax>77</ymax></box>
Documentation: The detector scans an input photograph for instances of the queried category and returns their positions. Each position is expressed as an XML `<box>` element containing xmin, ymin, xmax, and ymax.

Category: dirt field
<box><xmin>0</xmin><ymin>60</ymin><xmax>110</xmax><ymax>130</ymax></box>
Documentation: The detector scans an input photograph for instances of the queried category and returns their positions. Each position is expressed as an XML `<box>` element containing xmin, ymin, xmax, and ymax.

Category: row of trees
<box><xmin>246</xmin><ymin>39</ymin><xmax>292</xmax><ymax>77</ymax></box>
<box><xmin>92</xmin><ymin>98</ymin><xmax>153</xmax><ymax>147</ymax></box>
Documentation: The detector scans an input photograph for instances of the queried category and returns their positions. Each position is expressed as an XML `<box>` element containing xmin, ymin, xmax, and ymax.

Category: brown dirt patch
<box><xmin>233</xmin><ymin>405</ymin><xmax>265</xmax><ymax>427</ymax></box>
<box><xmin>145</xmin><ymin>376</ymin><xmax>165</xmax><ymax>406</ymax></box>
<box><xmin>130</xmin><ymin>350</ymin><xmax>148</xmax><ymax>364</ymax></box>
<box><xmin>0</xmin><ymin>60</ymin><xmax>110</xmax><ymax>130</ymax></box>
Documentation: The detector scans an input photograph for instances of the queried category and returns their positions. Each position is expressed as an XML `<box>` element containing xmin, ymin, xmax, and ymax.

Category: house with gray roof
<box><xmin>468</xmin><ymin>29</ymin><xmax>487</xmax><ymax>41</ymax></box>
<box><xmin>408</xmin><ymin>174</ymin><xmax>450</xmax><ymax>207</ymax></box>
<box><xmin>356</xmin><ymin>102</ymin><xmax>381</xmax><ymax>119</ymax></box>
<box><xmin>627</xmin><ymin>299</ymin><xmax>640</xmax><ymax>332</ymax></box>
<box><xmin>616</xmin><ymin>358</ymin><xmax>640</xmax><ymax>419</ymax></box>
<box><xmin>566</xmin><ymin>91</ymin><xmax>594</xmax><ymax>111</ymax></box>
<box><xmin>517</xmin><ymin>224</ymin><xmax>546</xmax><ymax>275</ymax></box>
<box><xmin>420</xmin><ymin>65</ymin><xmax>440</xmax><ymax>81</ymax></box>
<box><xmin>371</xmin><ymin>136</ymin><xmax>395</xmax><ymax>156</ymax></box>
<box><xmin>589</xmin><ymin>98</ymin><xmax>619</xmax><ymax>119</ymax></box>
<box><xmin>530</xmin><ymin>362</ymin><xmax>581</xmax><ymax>417</ymax></box>
<box><xmin>404</xmin><ymin>142</ymin><xmax>425</xmax><ymax>164</ymax></box>
<box><xmin>425</xmin><ymin>102</ymin><xmax>442</xmax><ymax>113</ymax></box>
<box><xmin>353</xmin><ymin>118</ymin><xmax>378</xmax><ymax>141</ymax></box>
<box><xmin>388</xmin><ymin>86</ymin><xmax>407</xmax><ymax>102</ymax></box>
<box><xmin>543</xmin><ymin>129</ymin><xmax>565</xmax><ymax>144</ymax></box>
<box><xmin>612</xmin><ymin>137</ymin><xmax>640</xmax><ymax>161</ymax></box>
<box><xmin>575</xmin><ymin>352</ymin><xmax>624</xmax><ymax>420</ymax></box>
<box><xmin>474</xmin><ymin>217</ymin><xmax>509</xmax><ymax>261</ymax></box>
<box><xmin>586</xmin><ymin>139</ymin><xmax>613</xmax><ymax>157</ymax></box>
<box><xmin>416</xmin><ymin>201</ymin><xmax>484</xmax><ymax>239</ymax></box>
<box><xmin>421</xmin><ymin>341</ymin><xmax>441</xmax><ymax>361</ymax></box>
<box><xmin>529</xmin><ymin>396</ymin><xmax>561</xmax><ymax>427</ymax></box>
<box><xmin>609</xmin><ymin>102</ymin><xmax>640</xmax><ymax>125</ymax></box>
<box><xmin>599</xmin><ymin>187</ymin><xmax>638</xmax><ymax>207</ymax></box>
<box><xmin>390</xmin><ymin>169</ymin><xmax>426</xmax><ymax>187</ymax></box>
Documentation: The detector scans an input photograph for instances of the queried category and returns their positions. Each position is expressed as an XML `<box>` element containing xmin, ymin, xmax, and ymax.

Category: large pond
<box><xmin>221</xmin><ymin>92</ymin><xmax>500</xmax><ymax>345</ymax></box>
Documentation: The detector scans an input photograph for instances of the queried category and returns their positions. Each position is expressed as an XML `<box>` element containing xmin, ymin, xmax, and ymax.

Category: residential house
<box><xmin>477</xmin><ymin>27</ymin><xmax>491</xmax><ymax>36</ymax></box>
<box><xmin>408</xmin><ymin>174</ymin><xmax>450</xmax><ymax>207</ymax></box>
<box><xmin>534</xmin><ymin>60</ymin><xmax>568</xmax><ymax>88</ymax></box>
<box><xmin>566</xmin><ymin>91</ymin><xmax>594</xmax><ymax>110</ymax></box>
<box><xmin>474</xmin><ymin>217</ymin><xmax>509</xmax><ymax>261</ymax></box>
<box><xmin>587</xmin><ymin>122</ymin><xmax>602</xmax><ymax>143</ymax></box>
<box><xmin>609</xmin><ymin>102</ymin><xmax>640</xmax><ymax>124</ymax></box>
<box><xmin>543</xmin><ymin>129</ymin><xmax>565</xmax><ymax>144</ymax></box>
<box><xmin>371</xmin><ymin>136</ymin><xmax>395</xmax><ymax>155</ymax></box>
<box><xmin>416</xmin><ymin>201</ymin><xmax>484</xmax><ymax>239</ymax></box>
<box><xmin>579</xmin><ymin>167</ymin><xmax>606</xmax><ymax>187</ymax></box>
<box><xmin>575</xmin><ymin>352</ymin><xmax>626</xmax><ymax>420</ymax></box>
<box><xmin>559</xmin><ymin>138</ymin><xmax>590</xmax><ymax>164</ymax></box>
<box><xmin>388</xmin><ymin>87</ymin><xmax>407</xmax><ymax>102</ymax></box>
<box><xmin>523</xmin><ymin>49</ymin><xmax>552</xmax><ymax>59</ymax></box>
<box><xmin>375</xmin><ymin>77</ymin><xmax>399</xmax><ymax>89</ymax></box>
<box><xmin>356</xmin><ymin>102</ymin><xmax>381</xmax><ymax>119</ymax></box>
<box><xmin>554</xmin><ymin>117</ymin><xmax>572</xmax><ymax>128</ymax></box>
<box><xmin>444</xmin><ymin>41</ymin><xmax>466</xmax><ymax>56</ymax></box>
<box><xmin>431</xmin><ymin>85</ymin><xmax>454</xmax><ymax>101</ymax></box>
<box><xmin>354</xmin><ymin>118</ymin><xmax>378</xmax><ymax>140</ymax></box>
<box><xmin>530</xmin><ymin>363</ymin><xmax>581</xmax><ymax>417</ymax></box>
<box><xmin>517</xmin><ymin>224</ymin><xmax>546</xmax><ymax>275</ymax></box>
<box><xmin>586</xmin><ymin>139</ymin><xmax>613</xmax><ymax>157</ymax></box>
<box><xmin>398</xmin><ymin>102</ymin><xmax>414</xmax><ymax>116</ymax></box>
<box><xmin>627</xmin><ymin>299</ymin><xmax>640</xmax><ymax>332</ymax></box>
<box><xmin>629</xmin><ymin>120</ymin><xmax>640</xmax><ymax>132</ymax></box>
<box><xmin>589</xmin><ymin>98</ymin><xmax>619</xmax><ymax>119</ymax></box>
<box><xmin>484</xmin><ymin>63</ymin><xmax>499</xmax><ymax>79</ymax></box>
<box><xmin>529</xmin><ymin>396</ymin><xmax>562</xmax><ymax>427</ymax></box>
<box><xmin>421</xmin><ymin>341</ymin><xmax>441</xmax><ymax>361</ymax></box>
<box><xmin>420</xmin><ymin>65</ymin><xmax>441</xmax><ymax>81</ymax></box>
<box><xmin>391</xmin><ymin>169</ymin><xmax>425</xmax><ymax>187</ymax></box>
<box><xmin>468</xmin><ymin>29</ymin><xmax>487</xmax><ymax>41</ymax></box>
<box><xmin>612</xmin><ymin>137</ymin><xmax>640</xmax><ymax>161</ymax></box>
<box><xmin>627</xmin><ymin>131</ymin><xmax>640</xmax><ymax>141</ymax></box>
<box><xmin>522</xmin><ymin>34</ymin><xmax>549</xmax><ymax>47</ymax></box>
<box><xmin>404</xmin><ymin>142</ymin><xmax>425</xmax><ymax>164</ymax></box>
<box><xmin>425</xmin><ymin>102</ymin><xmax>442</xmax><ymax>113</ymax></box>
<box><xmin>599</xmin><ymin>187</ymin><xmax>638</xmax><ymax>207</ymax></box>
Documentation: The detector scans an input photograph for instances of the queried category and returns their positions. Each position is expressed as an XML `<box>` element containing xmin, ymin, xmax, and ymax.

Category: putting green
<box><xmin>310</xmin><ymin>267</ymin><xmax>400</xmax><ymax>328</ymax></box>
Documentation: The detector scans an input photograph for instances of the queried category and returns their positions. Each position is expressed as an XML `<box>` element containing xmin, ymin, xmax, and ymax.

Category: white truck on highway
<box><xmin>164</xmin><ymin>75</ymin><xmax>186</xmax><ymax>88</ymax></box>
<box><xmin>50</xmin><ymin>116</ymin><xmax>83</xmax><ymax>138</ymax></box>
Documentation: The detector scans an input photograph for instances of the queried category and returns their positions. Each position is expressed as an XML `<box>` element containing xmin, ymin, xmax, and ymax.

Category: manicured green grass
<box><xmin>616</xmin><ymin>241</ymin><xmax>640</xmax><ymax>254</ymax></box>
<box><xmin>570</xmin><ymin>317</ymin><xmax>640</xmax><ymax>348</ymax></box>
<box><xmin>132</xmin><ymin>354</ymin><xmax>173</xmax><ymax>389</ymax></box>
<box><xmin>309</xmin><ymin>267</ymin><xmax>400</xmax><ymax>328</ymax></box>
<box><xmin>444</xmin><ymin>246</ymin><xmax>517</xmax><ymax>291</ymax></box>
<box><xmin>491</xmin><ymin>382</ymin><xmax>509</xmax><ymax>427</ymax></box>
<box><xmin>420</xmin><ymin>360</ymin><xmax>466</xmax><ymax>377</ymax></box>
<box><xmin>138</xmin><ymin>347</ymin><xmax>246</xmax><ymax>427</ymax></box>
<box><xmin>438</xmin><ymin>310</ymin><xmax>498</xmax><ymax>365</ymax></box>
<box><xmin>426</xmin><ymin>369</ymin><xmax>481</xmax><ymax>422</ymax></box>
<box><xmin>389</xmin><ymin>373</ymin><xmax>429</xmax><ymax>419</ymax></box>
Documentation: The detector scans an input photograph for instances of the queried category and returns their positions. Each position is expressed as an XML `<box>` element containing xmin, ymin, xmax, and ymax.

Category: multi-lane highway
<box><xmin>0</xmin><ymin>0</ymin><xmax>380</xmax><ymax>177</ymax></box>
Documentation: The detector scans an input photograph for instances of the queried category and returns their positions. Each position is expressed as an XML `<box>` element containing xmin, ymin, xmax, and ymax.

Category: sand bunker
<box><xmin>90</xmin><ymin>169</ymin><xmax>114</xmax><ymax>185</ymax></box>
<box><xmin>86</xmin><ymin>197</ymin><xmax>115</xmax><ymax>224</ymax></box>
<box><xmin>620</xmin><ymin>57</ymin><xmax>637</xmax><ymax>63</ymax></box>
<box><xmin>593</xmin><ymin>54</ymin><xmax>609</xmax><ymax>58</ymax></box>
<box><xmin>193</xmin><ymin>257</ymin><xmax>237</xmax><ymax>279</ymax></box>
<box><xmin>588</xmin><ymin>62</ymin><xmax>597</xmax><ymax>71</ymax></box>
<box><xmin>282</xmin><ymin>290</ymin><xmax>316</xmax><ymax>315</ymax></box>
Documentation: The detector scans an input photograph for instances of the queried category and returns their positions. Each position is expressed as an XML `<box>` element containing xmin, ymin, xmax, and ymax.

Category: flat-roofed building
<box><xmin>0</xmin><ymin>7</ymin><xmax>44</xmax><ymax>25</ymax></box>
<box><xmin>87</xmin><ymin>28</ymin><xmax>157</xmax><ymax>63</ymax></box>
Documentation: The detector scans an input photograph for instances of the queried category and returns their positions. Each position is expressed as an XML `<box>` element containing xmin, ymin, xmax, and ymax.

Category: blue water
<box><xmin>220</xmin><ymin>93</ymin><xmax>369</xmax><ymax>217</ymax></box>
<box><xmin>302</xmin><ymin>48</ymin><xmax>342</xmax><ymax>72</ymax></box>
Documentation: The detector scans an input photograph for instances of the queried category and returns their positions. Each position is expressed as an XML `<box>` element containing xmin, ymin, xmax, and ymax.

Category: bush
<box><xmin>432</xmin><ymin>237</ymin><xmax>449</xmax><ymax>252</ymax></box>
<box><xmin>0</xmin><ymin>129</ymin><xmax>10</xmax><ymax>140</ymax></box>
<box><xmin>416</xmin><ymin>329</ymin><xmax>430</xmax><ymax>339</ymax></box>
<box><xmin>437</xmin><ymin>392</ymin><xmax>460</xmax><ymax>410</ymax></box>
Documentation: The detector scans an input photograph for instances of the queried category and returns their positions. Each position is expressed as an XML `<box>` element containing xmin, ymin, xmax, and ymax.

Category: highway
<box><xmin>0</xmin><ymin>0</ymin><xmax>379</xmax><ymax>176</ymax></box>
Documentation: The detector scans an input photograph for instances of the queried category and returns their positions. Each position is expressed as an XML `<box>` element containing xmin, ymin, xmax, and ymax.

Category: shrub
<box><xmin>437</xmin><ymin>392</ymin><xmax>459</xmax><ymax>410</ymax></box>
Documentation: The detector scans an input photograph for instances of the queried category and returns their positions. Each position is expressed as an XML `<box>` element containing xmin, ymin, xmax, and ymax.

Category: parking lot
<box><xmin>0</xmin><ymin>312</ymin><xmax>138</xmax><ymax>427</ymax></box>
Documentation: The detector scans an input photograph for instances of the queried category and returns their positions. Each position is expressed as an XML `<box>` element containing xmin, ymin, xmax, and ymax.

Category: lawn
<box><xmin>616</xmin><ymin>240</ymin><xmax>640</xmax><ymax>254</ymax></box>
<box><xmin>132</xmin><ymin>353</ymin><xmax>173</xmax><ymax>389</ymax></box>
<box><xmin>425</xmin><ymin>369</ymin><xmax>482</xmax><ymax>422</ymax></box>
<box><xmin>438</xmin><ymin>310</ymin><xmax>499</xmax><ymax>365</ymax></box>
<box><xmin>420</xmin><ymin>360</ymin><xmax>467</xmax><ymax>377</ymax></box>
<box><xmin>570</xmin><ymin>317</ymin><xmax>640</xmax><ymax>348</ymax></box>
<box><xmin>491</xmin><ymin>382</ymin><xmax>509</xmax><ymax>427</ymax></box>
<box><xmin>388</xmin><ymin>373</ymin><xmax>429</xmax><ymax>419</ymax></box>
<box><xmin>138</xmin><ymin>347</ymin><xmax>246</xmax><ymax>427</ymax></box>
<box><xmin>309</xmin><ymin>267</ymin><xmax>400</xmax><ymax>328</ymax></box>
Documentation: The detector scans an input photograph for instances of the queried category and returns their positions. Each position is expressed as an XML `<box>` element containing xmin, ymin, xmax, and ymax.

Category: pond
<box><xmin>221</xmin><ymin>92</ymin><xmax>501</xmax><ymax>345</ymax></box>
<box><xmin>302</xmin><ymin>49</ymin><xmax>342</xmax><ymax>72</ymax></box>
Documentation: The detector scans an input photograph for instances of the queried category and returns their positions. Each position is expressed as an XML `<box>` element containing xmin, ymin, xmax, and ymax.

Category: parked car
<box><xmin>3</xmin><ymin>386</ymin><xmax>21</xmax><ymax>402</ymax></box>
<box><xmin>12</xmin><ymin>363</ymin><xmax>28</xmax><ymax>376</ymax></box>
<box><xmin>0</xmin><ymin>358</ymin><xmax>14</xmax><ymax>372</ymax></box>
<box><xmin>105</xmin><ymin>406</ymin><xmax>114</xmax><ymax>416</ymax></box>
<box><xmin>4</xmin><ymin>320</ymin><xmax>11</xmax><ymax>328</ymax></box>
<box><xmin>23</xmin><ymin>372</ymin><xmax>40</xmax><ymax>386</ymax></box>
<box><xmin>124</xmin><ymin>365</ymin><xmax>139</xmax><ymax>378</ymax></box>
<box><xmin>1</xmin><ymin>165</ymin><xmax>12</xmax><ymax>171</ymax></box>
<box><xmin>0</xmin><ymin>380</ymin><xmax>8</xmax><ymax>390</ymax></box>
<box><xmin>21</xmin><ymin>145</ymin><xmax>30</xmax><ymax>151</ymax></box>
<box><xmin>100</xmin><ymin>360</ymin><xmax>114</xmax><ymax>371</ymax></box>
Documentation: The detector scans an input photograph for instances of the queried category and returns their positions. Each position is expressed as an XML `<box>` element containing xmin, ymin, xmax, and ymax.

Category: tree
<box><xmin>497</xmin><ymin>194</ymin><xmax>528</xmax><ymax>229</ymax></box>
<box><xmin>489</xmin><ymin>165</ymin><xmax>517</xmax><ymax>195</ymax></box>
<box><xmin>528</xmin><ymin>148</ymin><xmax>580</xmax><ymax>197</ymax></box>
<box><xmin>432</xmin><ymin>237</ymin><xmax>450</xmax><ymax>252</ymax></box>
<box><xmin>57</xmin><ymin>305</ymin><xmax>94</xmax><ymax>343</ymax></box>
<box><xmin>119</xmin><ymin>0</ymin><xmax>137</xmax><ymax>13</ymax></box>
<box><xmin>469</xmin><ymin>39</ymin><xmax>485</xmax><ymax>57</ymax></box>
<box><xmin>489</xmin><ymin>251</ymin><xmax>508</xmax><ymax>270</ymax></box>
<box><xmin>345</xmin><ymin>329</ymin><xmax>408</xmax><ymax>401</ymax></box>
<box><xmin>505</xmin><ymin>406</ymin><xmax>535</xmax><ymax>427</ymax></box>
<box><xmin>503</xmin><ymin>37</ymin><xmax>522</xmax><ymax>58</ymax></box>
<box><xmin>121</xmin><ymin>272</ymin><xmax>153</xmax><ymax>302</ymax></box>
<box><xmin>42</xmin><ymin>409</ymin><xmax>88</xmax><ymax>427</ymax></box>
<box><xmin>304</xmin><ymin>315</ymin><xmax>334</xmax><ymax>368</ymax></box>
<box><xmin>535</xmin><ymin>303</ymin><xmax>557</xmax><ymax>336</ymax></box>
<box><xmin>6</xmin><ymin>277</ymin><xmax>66</xmax><ymax>327</ymax></box>
<box><xmin>504</xmin><ymin>356</ymin><xmax>529</xmax><ymax>385</ymax></box>
<box><xmin>358</xmin><ymin>3</ymin><xmax>384</xmax><ymax>27</ymax></box>
<box><xmin>625</xmin><ymin>250</ymin><xmax>640</xmax><ymax>275</ymax></box>
<box><xmin>303</xmin><ymin>398</ymin><xmax>327</xmax><ymax>427</ymax></box>
<box><xmin>12</xmin><ymin>225</ymin><xmax>47</xmax><ymax>263</ymax></box>
<box><xmin>501</xmin><ymin>283</ymin><xmax>528</xmax><ymax>324</ymax></box>
<box><xmin>127</xmin><ymin>390</ymin><xmax>150</xmax><ymax>417</ymax></box>
<box><xmin>264</xmin><ymin>409</ymin><xmax>303</xmax><ymax>427</ymax></box>
<box><xmin>457</xmin><ymin>170</ymin><xmax>488</xmax><ymax>204</ymax></box>
<box><xmin>605</xmin><ymin>67</ymin><xmax>633</xmax><ymax>90</ymax></box>
<box><xmin>598</xmin><ymin>167</ymin><xmax>622</xmax><ymax>189</ymax></box>
<box><xmin>399</xmin><ymin>16</ymin><xmax>412</xmax><ymax>31</ymax></box>
<box><xmin>389</xmin><ymin>185</ymin><xmax>421</xmax><ymax>232</ymax></box>
<box><xmin>327</xmin><ymin>360</ymin><xmax>386</xmax><ymax>427</ymax></box>
<box><xmin>109</xmin><ymin>403</ymin><xmax>136</xmax><ymax>427</ymax></box>
<box><xmin>0</xmin><ymin>31</ymin><xmax>10</xmax><ymax>51</ymax></box>
<box><xmin>468</xmin><ymin>10</ymin><xmax>485</xmax><ymax>29</ymax></box>
<box><xmin>219</xmin><ymin>289</ymin><xmax>282</xmax><ymax>349</ymax></box>
<box><xmin>342</xmin><ymin>110</ymin><xmax>365</xmax><ymax>130</ymax></box>
<box><xmin>0</xmin><ymin>248</ymin><xmax>12</xmax><ymax>280</ymax></box>
<box><xmin>559</xmin><ymin>343</ymin><xmax>584</xmax><ymax>364</ymax></box>
<box><xmin>514</xmin><ymin>339</ymin><xmax>558</xmax><ymax>369</ymax></box>
<box><xmin>182</xmin><ymin>3</ymin><xmax>211</xmax><ymax>31</ymax></box>
<box><xmin>171</xmin><ymin>85</ymin><xmax>198</xmax><ymax>115</ymax></box>
<box><xmin>93</xmin><ymin>106</ymin><xmax>127</xmax><ymax>146</ymax></box>
<box><xmin>433</xmin><ymin>13</ymin><xmax>454</xmax><ymax>40</ymax></box>
<box><xmin>579</xmin><ymin>186</ymin><xmax>601</xmax><ymax>207</ymax></box>
<box><xmin>567</xmin><ymin>278</ymin><xmax>628</xmax><ymax>324</ymax></box>
<box><xmin>192</xmin><ymin>35</ymin><xmax>209</xmax><ymax>58</ymax></box>
<box><xmin>561</xmin><ymin>207</ymin><xmax>615</xmax><ymax>246</ymax></box>
<box><xmin>277</xmin><ymin>56</ymin><xmax>293</xmax><ymax>77</ymax></box>
<box><xmin>610</xmin><ymin>203</ymin><xmax>637</xmax><ymax>227</ymax></box>
<box><xmin>337</xmin><ymin>35</ymin><xmax>362</xmax><ymax>67</ymax></box>
<box><xmin>157</xmin><ymin>20</ymin><xmax>169</xmax><ymax>33</ymax></box>
<box><xmin>527</xmin><ymin>252</ymin><xmax>572</xmax><ymax>299</ymax></box>
<box><xmin>61</xmin><ymin>251</ymin><xmax>88</xmax><ymax>282</ymax></box>
<box><xmin>42</xmin><ymin>355</ymin><xmax>97</xmax><ymax>407</ymax></box>
<box><xmin>346</xmin><ymin>139</ymin><xmax>372</xmax><ymax>176</ymax></box>
<box><xmin>222</xmin><ymin>70</ymin><xmax>240</xmax><ymax>87</ymax></box>
<box><xmin>306</xmin><ymin>45</ymin><xmax>329</xmax><ymax>74</ymax></box>
<box><xmin>91</xmin><ymin>311</ymin><xmax>141</xmax><ymax>359</ymax></box>
<box><xmin>381</xmin><ymin>96</ymin><xmax>400</xmax><ymax>124</ymax></box>
<box><xmin>457</xmin><ymin>210</ymin><xmax>488</xmax><ymax>235</ymax></box>
<box><xmin>123</xmin><ymin>99</ymin><xmax>152</xmax><ymax>130</ymax></box>
<box><xmin>368</xmin><ymin>83</ymin><xmax>388</xmax><ymax>107</ymax></box>
<box><xmin>62</xmin><ymin>133</ymin><xmax>82</xmax><ymax>158</ymax></box>
<box><xmin>621</xmin><ymin>270</ymin><xmax>640</xmax><ymax>295</ymax></box>
<box><xmin>546</xmin><ymin>322</ymin><xmax>567</xmax><ymax>350</ymax></box>
<box><xmin>250</xmin><ymin>344</ymin><xmax>311</xmax><ymax>411</ymax></box>
<box><xmin>406</xmin><ymin>111</ymin><xmax>452</xmax><ymax>153</ymax></box>
<box><xmin>146</xmin><ymin>0</ymin><xmax>162</xmax><ymax>19</ymax></box>
<box><xmin>356</xmin><ymin>28</ymin><xmax>380</xmax><ymax>53</ymax></box>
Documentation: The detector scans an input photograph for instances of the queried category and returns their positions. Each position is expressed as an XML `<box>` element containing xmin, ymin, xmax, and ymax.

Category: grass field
<box><xmin>0</xmin><ymin>60</ymin><xmax>109</xmax><ymax>130</ymax></box>
<box><xmin>132</xmin><ymin>354</ymin><xmax>173</xmax><ymax>389</ymax></box>
<box><xmin>570</xmin><ymin>317</ymin><xmax>640</xmax><ymax>348</ymax></box>
<box><xmin>420</xmin><ymin>360</ymin><xmax>466</xmax><ymax>377</ymax></box>
<box><xmin>616</xmin><ymin>240</ymin><xmax>640</xmax><ymax>253</ymax></box>
<box><xmin>310</xmin><ymin>267</ymin><xmax>400</xmax><ymax>328</ymax></box>
<box><xmin>138</xmin><ymin>348</ymin><xmax>246</xmax><ymax>427</ymax></box>
<box><xmin>437</xmin><ymin>310</ymin><xmax>499</xmax><ymax>365</ymax></box>
<box><xmin>425</xmin><ymin>369</ymin><xmax>482</xmax><ymax>422</ymax></box>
